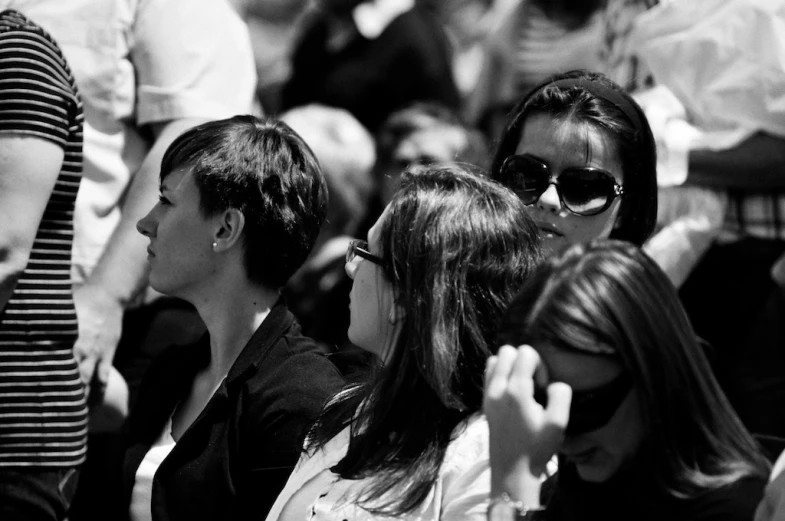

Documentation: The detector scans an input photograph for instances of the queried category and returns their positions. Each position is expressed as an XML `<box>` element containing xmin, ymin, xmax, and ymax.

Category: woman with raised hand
<box><xmin>490</xmin><ymin>70</ymin><xmax>657</xmax><ymax>255</ymax></box>
<box><xmin>485</xmin><ymin>239</ymin><xmax>769</xmax><ymax>521</ymax></box>
<box><xmin>266</xmin><ymin>163</ymin><xmax>542</xmax><ymax>521</ymax></box>
<box><xmin>123</xmin><ymin>115</ymin><xmax>345</xmax><ymax>521</ymax></box>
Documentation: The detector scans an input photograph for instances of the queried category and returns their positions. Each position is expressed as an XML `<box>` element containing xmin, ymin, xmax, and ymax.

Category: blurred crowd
<box><xmin>1</xmin><ymin>0</ymin><xmax>785</xmax><ymax>520</ymax></box>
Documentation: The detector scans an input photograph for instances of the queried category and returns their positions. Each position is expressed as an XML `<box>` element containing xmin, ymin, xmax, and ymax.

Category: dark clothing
<box><xmin>0</xmin><ymin>468</ymin><xmax>80</xmax><ymax>521</ymax></box>
<box><xmin>544</xmin><ymin>464</ymin><xmax>766</xmax><ymax>521</ymax></box>
<box><xmin>119</xmin><ymin>300</ymin><xmax>345</xmax><ymax>521</ymax></box>
<box><xmin>282</xmin><ymin>5</ymin><xmax>459</xmax><ymax>131</ymax></box>
<box><xmin>680</xmin><ymin>237</ymin><xmax>785</xmax><ymax>450</ymax></box>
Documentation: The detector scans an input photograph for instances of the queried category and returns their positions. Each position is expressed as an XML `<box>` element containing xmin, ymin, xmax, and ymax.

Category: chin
<box><xmin>574</xmin><ymin>461</ymin><xmax>618</xmax><ymax>483</ymax></box>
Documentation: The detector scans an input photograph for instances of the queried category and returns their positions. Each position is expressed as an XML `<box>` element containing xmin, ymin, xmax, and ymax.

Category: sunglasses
<box><xmin>534</xmin><ymin>373</ymin><xmax>632</xmax><ymax>436</ymax></box>
<box><xmin>346</xmin><ymin>239</ymin><xmax>386</xmax><ymax>268</ymax></box>
<box><xmin>500</xmin><ymin>154</ymin><xmax>624</xmax><ymax>216</ymax></box>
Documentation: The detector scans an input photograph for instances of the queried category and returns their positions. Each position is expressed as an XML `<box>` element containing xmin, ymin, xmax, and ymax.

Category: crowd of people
<box><xmin>1</xmin><ymin>1</ymin><xmax>784</xmax><ymax>520</ymax></box>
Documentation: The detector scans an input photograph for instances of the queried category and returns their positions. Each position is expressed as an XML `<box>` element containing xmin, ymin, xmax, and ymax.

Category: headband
<box><xmin>544</xmin><ymin>78</ymin><xmax>646</xmax><ymax>135</ymax></box>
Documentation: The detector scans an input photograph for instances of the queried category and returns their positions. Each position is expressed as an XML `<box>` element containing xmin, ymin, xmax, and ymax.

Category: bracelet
<box><xmin>487</xmin><ymin>493</ymin><xmax>546</xmax><ymax>521</ymax></box>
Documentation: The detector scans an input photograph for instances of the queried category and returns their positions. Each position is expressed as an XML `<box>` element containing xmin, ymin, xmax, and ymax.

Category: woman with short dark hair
<box><xmin>122</xmin><ymin>115</ymin><xmax>345</xmax><ymax>521</ymax></box>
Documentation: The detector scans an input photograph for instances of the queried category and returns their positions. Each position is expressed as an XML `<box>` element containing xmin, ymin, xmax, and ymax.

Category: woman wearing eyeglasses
<box><xmin>489</xmin><ymin>70</ymin><xmax>657</xmax><ymax>255</ymax></box>
<box><xmin>265</xmin><ymin>164</ymin><xmax>542</xmax><ymax>521</ymax></box>
<box><xmin>484</xmin><ymin>240</ymin><xmax>769</xmax><ymax>521</ymax></box>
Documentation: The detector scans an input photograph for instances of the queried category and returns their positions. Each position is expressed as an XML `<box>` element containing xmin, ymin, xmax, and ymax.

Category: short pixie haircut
<box><xmin>490</xmin><ymin>70</ymin><xmax>657</xmax><ymax>246</ymax></box>
<box><xmin>160</xmin><ymin>115</ymin><xmax>328</xmax><ymax>289</ymax></box>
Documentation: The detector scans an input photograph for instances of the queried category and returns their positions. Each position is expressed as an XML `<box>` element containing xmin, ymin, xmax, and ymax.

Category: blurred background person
<box><xmin>266</xmin><ymin>164</ymin><xmax>542</xmax><ymax>521</ymax></box>
<box><xmin>0</xmin><ymin>10</ymin><xmax>85</xmax><ymax>520</ymax></box>
<box><xmin>280</xmin><ymin>104</ymin><xmax>376</xmax><ymax>367</ymax></box>
<box><xmin>486</xmin><ymin>240</ymin><xmax>770</xmax><ymax>521</ymax></box>
<box><xmin>281</xmin><ymin>0</ymin><xmax>459</xmax><ymax>132</ymax></box>
<box><xmin>122</xmin><ymin>116</ymin><xmax>345</xmax><ymax>521</ymax></box>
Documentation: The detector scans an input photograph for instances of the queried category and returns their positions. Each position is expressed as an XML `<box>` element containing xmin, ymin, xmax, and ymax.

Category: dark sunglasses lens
<box><xmin>503</xmin><ymin>156</ymin><xmax>549</xmax><ymax>204</ymax></box>
<box><xmin>565</xmin><ymin>375</ymin><xmax>631</xmax><ymax>435</ymax></box>
<box><xmin>558</xmin><ymin>169</ymin><xmax>615</xmax><ymax>215</ymax></box>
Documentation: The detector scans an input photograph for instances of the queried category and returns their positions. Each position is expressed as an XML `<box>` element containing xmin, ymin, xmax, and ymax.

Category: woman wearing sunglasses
<box><xmin>484</xmin><ymin>240</ymin><xmax>769</xmax><ymax>521</ymax></box>
<box><xmin>490</xmin><ymin>70</ymin><xmax>657</xmax><ymax>255</ymax></box>
<box><xmin>265</xmin><ymin>164</ymin><xmax>542</xmax><ymax>521</ymax></box>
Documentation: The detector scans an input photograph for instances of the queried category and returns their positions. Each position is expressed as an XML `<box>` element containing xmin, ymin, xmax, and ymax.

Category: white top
<box><xmin>129</xmin><ymin>415</ymin><xmax>177</xmax><ymax>521</ymax></box>
<box><xmin>14</xmin><ymin>0</ymin><xmax>257</xmax><ymax>284</ymax></box>
<box><xmin>267</xmin><ymin>414</ymin><xmax>491</xmax><ymax>521</ymax></box>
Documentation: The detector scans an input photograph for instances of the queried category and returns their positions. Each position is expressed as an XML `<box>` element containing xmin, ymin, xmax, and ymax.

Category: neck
<box><xmin>191</xmin><ymin>278</ymin><xmax>279</xmax><ymax>382</ymax></box>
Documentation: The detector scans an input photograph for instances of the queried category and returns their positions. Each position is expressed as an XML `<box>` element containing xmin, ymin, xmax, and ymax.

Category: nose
<box><xmin>537</xmin><ymin>183</ymin><xmax>562</xmax><ymax>213</ymax></box>
<box><xmin>136</xmin><ymin>207</ymin><xmax>156</xmax><ymax>238</ymax></box>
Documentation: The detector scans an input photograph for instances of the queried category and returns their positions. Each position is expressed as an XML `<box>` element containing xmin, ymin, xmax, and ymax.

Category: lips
<box><xmin>146</xmin><ymin>246</ymin><xmax>155</xmax><ymax>258</ymax></box>
<box><xmin>563</xmin><ymin>447</ymin><xmax>598</xmax><ymax>464</ymax></box>
<box><xmin>534</xmin><ymin>220</ymin><xmax>564</xmax><ymax>237</ymax></box>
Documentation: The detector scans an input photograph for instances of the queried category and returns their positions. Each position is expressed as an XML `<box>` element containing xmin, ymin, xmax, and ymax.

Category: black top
<box><xmin>119</xmin><ymin>299</ymin><xmax>346</xmax><ymax>520</ymax></box>
<box><xmin>544</xmin><ymin>463</ymin><xmax>766</xmax><ymax>521</ymax></box>
<box><xmin>282</xmin><ymin>5</ymin><xmax>459</xmax><ymax>131</ymax></box>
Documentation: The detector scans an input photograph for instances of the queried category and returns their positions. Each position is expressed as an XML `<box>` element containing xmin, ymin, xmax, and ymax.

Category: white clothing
<box><xmin>10</xmin><ymin>0</ymin><xmax>257</xmax><ymax>284</ymax></box>
<box><xmin>129</xmin><ymin>415</ymin><xmax>176</xmax><ymax>521</ymax></box>
<box><xmin>267</xmin><ymin>414</ymin><xmax>491</xmax><ymax>521</ymax></box>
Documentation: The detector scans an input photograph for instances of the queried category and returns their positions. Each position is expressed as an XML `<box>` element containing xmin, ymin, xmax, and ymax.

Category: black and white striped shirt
<box><xmin>0</xmin><ymin>9</ymin><xmax>86</xmax><ymax>468</ymax></box>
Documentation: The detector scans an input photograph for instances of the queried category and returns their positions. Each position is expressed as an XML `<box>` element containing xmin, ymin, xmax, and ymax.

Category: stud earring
<box><xmin>212</xmin><ymin>242</ymin><xmax>217</xmax><ymax>250</ymax></box>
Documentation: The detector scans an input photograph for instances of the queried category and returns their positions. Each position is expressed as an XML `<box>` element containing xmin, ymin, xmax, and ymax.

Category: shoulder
<box><xmin>441</xmin><ymin>414</ymin><xmax>489</xmax><ymax>473</ymax></box>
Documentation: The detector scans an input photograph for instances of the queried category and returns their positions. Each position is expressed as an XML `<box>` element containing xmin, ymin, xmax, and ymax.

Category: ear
<box><xmin>212</xmin><ymin>208</ymin><xmax>245</xmax><ymax>252</ymax></box>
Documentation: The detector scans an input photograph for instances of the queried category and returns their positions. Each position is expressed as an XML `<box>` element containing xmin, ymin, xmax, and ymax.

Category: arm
<box><xmin>483</xmin><ymin>345</ymin><xmax>572</xmax><ymax>511</ymax></box>
<box><xmin>73</xmin><ymin>117</ymin><xmax>208</xmax><ymax>392</ymax></box>
<box><xmin>687</xmin><ymin>132</ymin><xmax>785</xmax><ymax>190</ymax></box>
<box><xmin>0</xmin><ymin>136</ymin><xmax>64</xmax><ymax>312</ymax></box>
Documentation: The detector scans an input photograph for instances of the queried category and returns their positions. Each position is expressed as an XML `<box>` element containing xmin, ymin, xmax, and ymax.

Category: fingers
<box><xmin>484</xmin><ymin>345</ymin><xmax>518</xmax><ymax>398</ymax></box>
<box><xmin>545</xmin><ymin>382</ymin><xmax>572</xmax><ymax>429</ymax></box>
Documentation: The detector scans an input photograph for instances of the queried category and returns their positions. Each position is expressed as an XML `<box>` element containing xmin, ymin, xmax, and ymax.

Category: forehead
<box><xmin>394</xmin><ymin>127</ymin><xmax>466</xmax><ymax>163</ymax></box>
<box><xmin>536</xmin><ymin>342</ymin><xmax>624</xmax><ymax>391</ymax></box>
<box><xmin>515</xmin><ymin>113</ymin><xmax>622</xmax><ymax>177</ymax></box>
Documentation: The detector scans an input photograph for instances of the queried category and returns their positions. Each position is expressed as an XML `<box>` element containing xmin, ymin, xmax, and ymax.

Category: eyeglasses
<box><xmin>500</xmin><ymin>154</ymin><xmax>624</xmax><ymax>216</ymax></box>
<box><xmin>346</xmin><ymin>239</ymin><xmax>386</xmax><ymax>268</ymax></box>
<box><xmin>534</xmin><ymin>373</ymin><xmax>632</xmax><ymax>436</ymax></box>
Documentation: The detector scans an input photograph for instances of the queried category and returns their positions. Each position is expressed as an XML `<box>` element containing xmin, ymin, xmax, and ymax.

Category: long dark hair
<box><xmin>490</xmin><ymin>70</ymin><xmax>657</xmax><ymax>246</ymax></box>
<box><xmin>499</xmin><ymin>240</ymin><xmax>769</xmax><ymax>499</ymax></box>
<box><xmin>308</xmin><ymin>163</ymin><xmax>542</xmax><ymax>515</ymax></box>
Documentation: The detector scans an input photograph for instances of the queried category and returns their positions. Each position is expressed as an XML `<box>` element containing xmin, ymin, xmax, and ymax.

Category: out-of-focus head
<box><xmin>281</xmin><ymin>104</ymin><xmax>375</xmax><ymax>239</ymax></box>
<box><xmin>139</xmin><ymin>115</ymin><xmax>327</xmax><ymax>293</ymax></box>
<box><xmin>490</xmin><ymin>70</ymin><xmax>657</xmax><ymax>254</ymax></box>
<box><xmin>375</xmin><ymin>102</ymin><xmax>488</xmax><ymax>205</ymax></box>
<box><xmin>346</xmin><ymin>163</ymin><xmax>542</xmax><ymax>409</ymax></box>
<box><xmin>498</xmin><ymin>239</ymin><xmax>768</xmax><ymax>492</ymax></box>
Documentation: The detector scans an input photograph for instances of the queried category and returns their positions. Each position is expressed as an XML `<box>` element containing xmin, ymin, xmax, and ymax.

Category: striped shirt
<box><xmin>0</xmin><ymin>9</ymin><xmax>86</xmax><ymax>467</ymax></box>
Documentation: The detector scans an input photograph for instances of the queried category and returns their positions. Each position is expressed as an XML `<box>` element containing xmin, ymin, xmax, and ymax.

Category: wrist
<box><xmin>491</xmin><ymin>461</ymin><xmax>543</xmax><ymax>506</ymax></box>
<box><xmin>488</xmin><ymin>493</ymin><xmax>546</xmax><ymax>521</ymax></box>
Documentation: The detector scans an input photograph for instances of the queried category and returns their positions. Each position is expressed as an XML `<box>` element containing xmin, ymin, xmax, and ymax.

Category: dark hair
<box><xmin>498</xmin><ymin>239</ymin><xmax>769</xmax><ymax>498</ymax></box>
<box><xmin>160</xmin><ymin>115</ymin><xmax>328</xmax><ymax>289</ymax></box>
<box><xmin>308</xmin><ymin>163</ymin><xmax>542</xmax><ymax>514</ymax></box>
<box><xmin>490</xmin><ymin>70</ymin><xmax>657</xmax><ymax>246</ymax></box>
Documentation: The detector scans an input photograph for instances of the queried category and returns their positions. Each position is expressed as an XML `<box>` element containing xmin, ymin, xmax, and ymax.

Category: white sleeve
<box><xmin>439</xmin><ymin>416</ymin><xmax>492</xmax><ymax>521</ymax></box>
<box><xmin>131</xmin><ymin>0</ymin><xmax>258</xmax><ymax>125</ymax></box>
